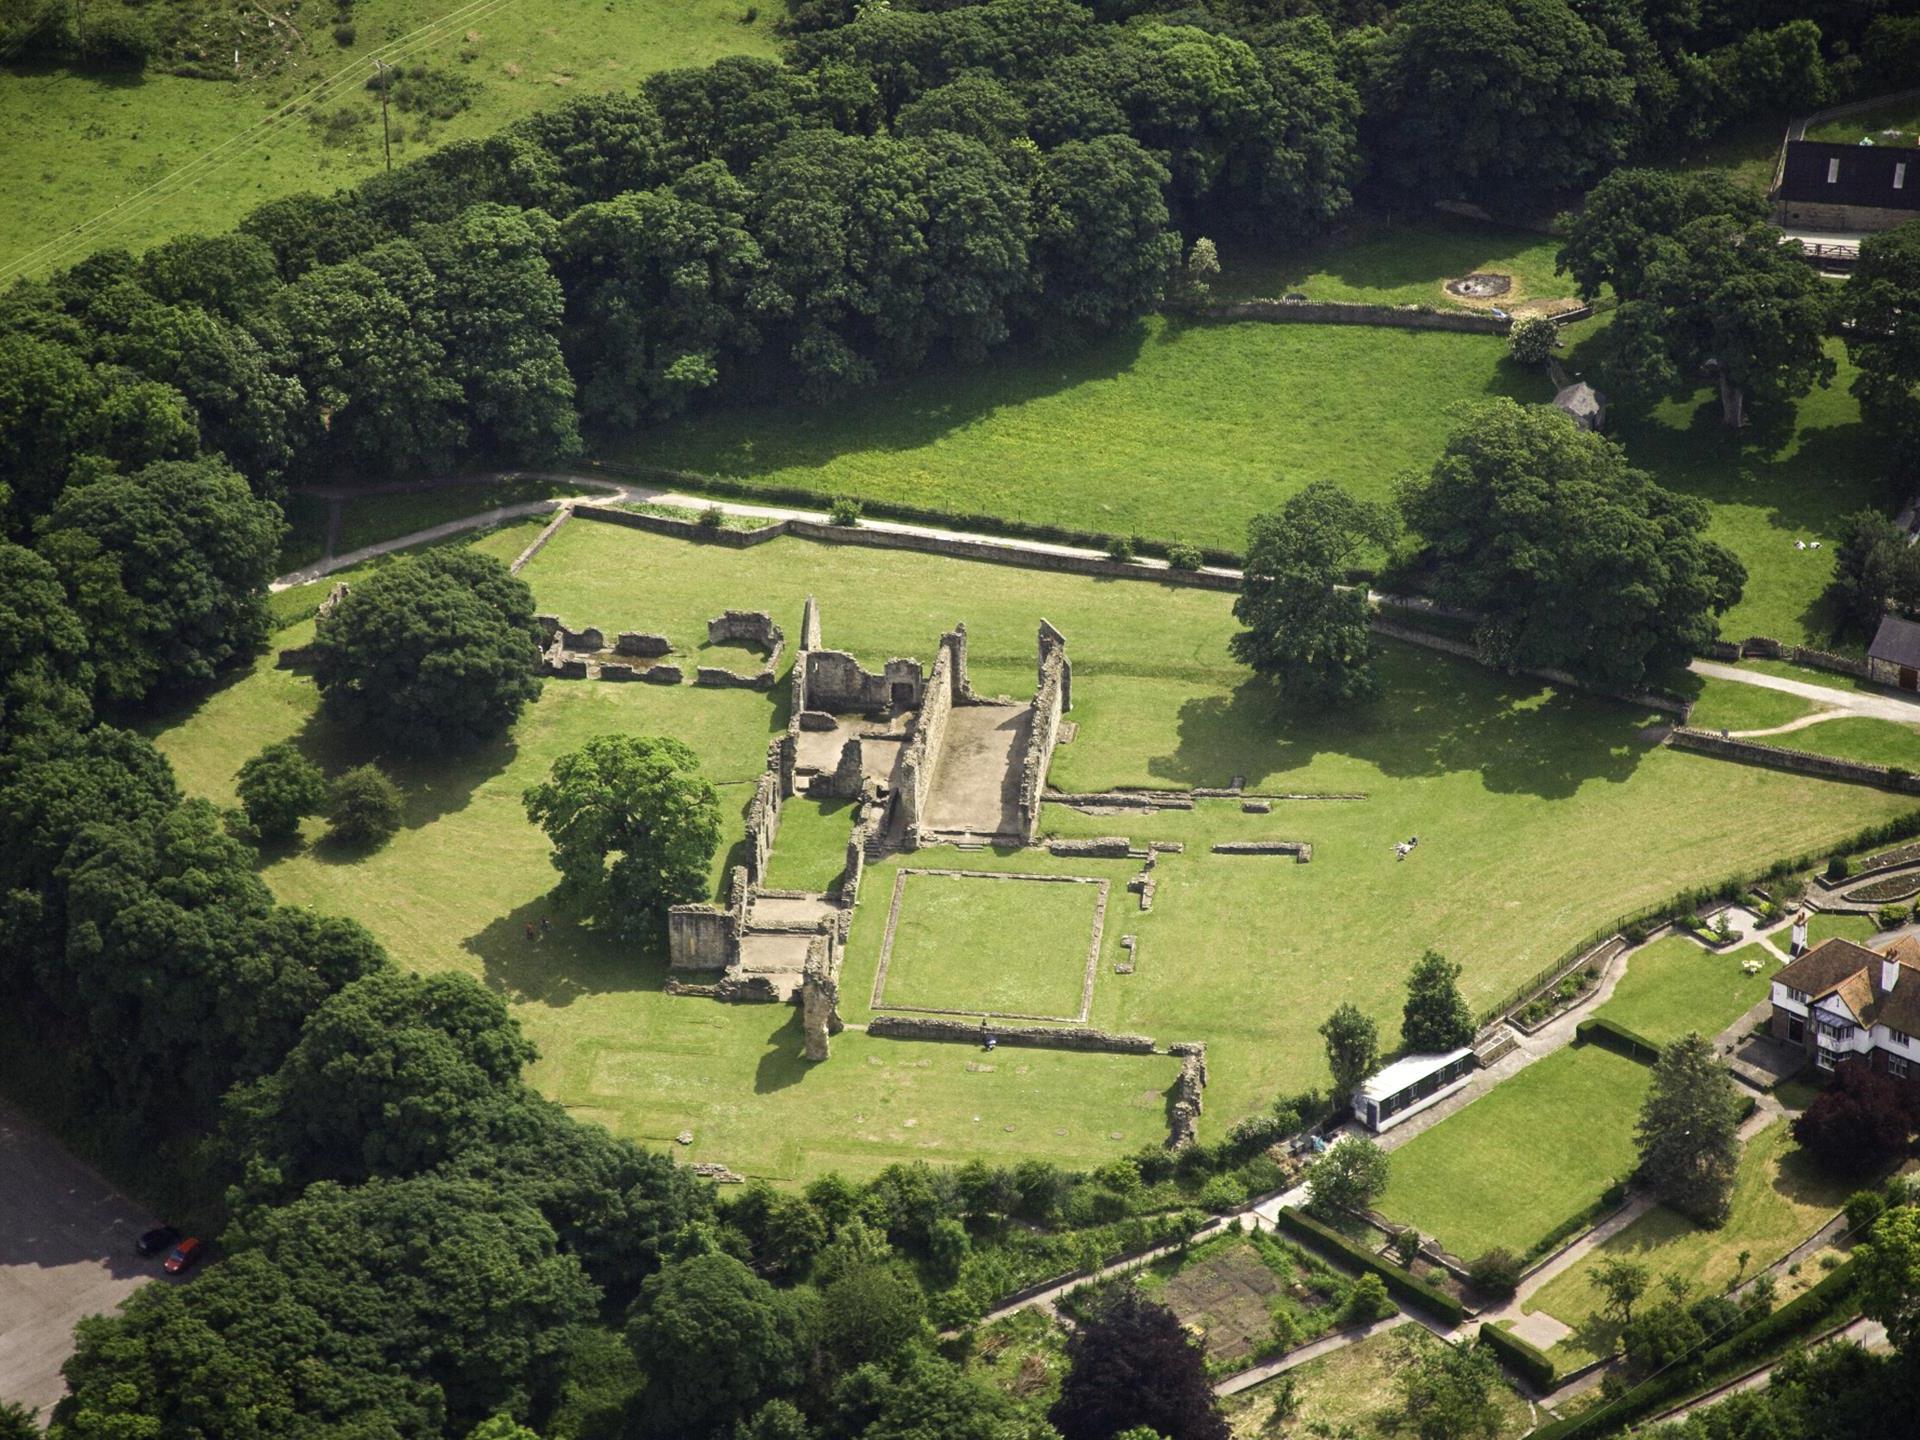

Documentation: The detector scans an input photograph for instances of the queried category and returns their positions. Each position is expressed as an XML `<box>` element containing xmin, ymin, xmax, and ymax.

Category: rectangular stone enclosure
<box><xmin>870</xmin><ymin>868</ymin><xmax>1108</xmax><ymax>1024</ymax></box>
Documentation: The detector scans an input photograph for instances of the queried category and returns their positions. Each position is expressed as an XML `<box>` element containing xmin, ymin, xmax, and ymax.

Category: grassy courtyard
<box><xmin>147</xmin><ymin>520</ymin><xmax>1919</xmax><ymax>1179</ymax></box>
<box><xmin>1525</xmin><ymin>1119</ymin><xmax>1852</xmax><ymax>1368</ymax></box>
<box><xmin>0</xmin><ymin>0</ymin><xmax>773</xmax><ymax>276</ymax></box>
<box><xmin>1592</xmin><ymin>937</ymin><xmax>1776</xmax><ymax>1049</ymax></box>
<box><xmin>875</xmin><ymin>872</ymin><xmax>1102</xmax><ymax>1020</ymax></box>
<box><xmin>1375</xmin><ymin>1045</ymin><xmax>1653</xmax><ymax>1261</ymax></box>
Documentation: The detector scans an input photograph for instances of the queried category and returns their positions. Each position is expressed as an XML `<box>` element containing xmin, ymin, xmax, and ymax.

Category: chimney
<box><xmin>1883</xmin><ymin>958</ymin><xmax>1901</xmax><ymax>995</ymax></box>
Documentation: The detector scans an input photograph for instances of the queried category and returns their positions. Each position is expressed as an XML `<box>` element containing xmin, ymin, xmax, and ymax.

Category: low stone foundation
<box><xmin>1212</xmin><ymin>840</ymin><xmax>1314</xmax><ymax>861</ymax></box>
<box><xmin>865</xmin><ymin>1015</ymin><xmax>1156</xmax><ymax>1053</ymax></box>
<box><xmin>1048</xmin><ymin>837</ymin><xmax>1134</xmax><ymax>859</ymax></box>
<box><xmin>616</xmin><ymin>632</ymin><xmax>673</xmax><ymax>657</ymax></box>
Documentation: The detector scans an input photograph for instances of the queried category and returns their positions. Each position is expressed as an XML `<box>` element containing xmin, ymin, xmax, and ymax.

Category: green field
<box><xmin>1526</xmin><ymin>1119</ymin><xmax>1850</xmax><ymax>1367</ymax></box>
<box><xmin>147</xmin><ymin>520</ymin><xmax>1920</xmax><ymax>1178</ymax></box>
<box><xmin>877</xmin><ymin>872</ymin><xmax>1101</xmax><ymax>1019</ymax></box>
<box><xmin>1211</xmin><ymin>216</ymin><xmax>1575</xmax><ymax>311</ymax></box>
<box><xmin>1592</xmin><ymin>937</ymin><xmax>1776</xmax><ymax>1049</ymax></box>
<box><xmin>1375</xmin><ymin>1045</ymin><xmax>1653</xmax><ymax>1261</ymax></box>
<box><xmin>277</xmin><ymin>477</ymin><xmax>584</xmax><ymax>571</ymax></box>
<box><xmin>1683</xmin><ymin>677</ymin><xmax>1822</xmax><ymax>733</ymax></box>
<box><xmin>0</xmin><ymin>0</ymin><xmax>773</xmax><ymax>277</ymax></box>
<box><xmin>1765</xmin><ymin>716</ymin><xmax>1920</xmax><ymax>771</ymax></box>
<box><xmin>761</xmin><ymin>796</ymin><xmax>856</xmax><ymax>894</ymax></box>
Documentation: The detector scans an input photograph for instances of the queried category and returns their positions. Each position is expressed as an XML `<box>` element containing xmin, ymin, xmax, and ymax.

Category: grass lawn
<box><xmin>1807</xmin><ymin>913</ymin><xmax>1880</xmax><ymax>947</ymax></box>
<box><xmin>1765</xmin><ymin>717</ymin><xmax>1920</xmax><ymax>771</ymax></box>
<box><xmin>1211</xmin><ymin>215</ymin><xmax>1575</xmax><ymax>311</ymax></box>
<box><xmin>1682</xmin><ymin>677</ymin><xmax>1822</xmax><ymax>733</ymax></box>
<box><xmin>877</xmin><ymin>872</ymin><xmax>1101</xmax><ymax>1020</ymax></box>
<box><xmin>1655</xmin><ymin>113</ymin><xmax>1792</xmax><ymax>194</ymax></box>
<box><xmin>1222</xmin><ymin>1325</ymin><xmax>1532</xmax><ymax>1440</ymax></box>
<box><xmin>1808</xmin><ymin>100</ymin><xmax>1920</xmax><ymax>148</ymax></box>
<box><xmin>761</xmin><ymin>796</ymin><xmax>855</xmax><ymax>894</ymax></box>
<box><xmin>331</xmin><ymin>477</ymin><xmax>581</xmax><ymax>554</ymax></box>
<box><xmin>1527</xmin><ymin>1119</ymin><xmax>1851</xmax><ymax>1368</ymax></box>
<box><xmin>1374</xmin><ymin>1044</ymin><xmax>1653</xmax><ymax>1260</ymax></box>
<box><xmin>616</xmin><ymin>315</ymin><xmax>1548</xmax><ymax>554</ymax></box>
<box><xmin>1593</xmin><ymin>937</ymin><xmax>1777</xmax><ymax>1048</ymax></box>
<box><xmin>266</xmin><ymin>515</ymin><xmax>547</xmax><ymax>628</ymax></box>
<box><xmin>0</xmin><ymin>0</ymin><xmax>773</xmax><ymax>277</ymax></box>
<box><xmin>149</xmin><ymin>521</ymin><xmax>1918</xmax><ymax>1178</ymax></box>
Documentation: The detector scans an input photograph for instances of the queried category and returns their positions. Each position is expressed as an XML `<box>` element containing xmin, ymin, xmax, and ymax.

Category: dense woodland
<box><xmin>5</xmin><ymin>2</ymin><xmax>1920</xmax><ymax>1437</ymax></box>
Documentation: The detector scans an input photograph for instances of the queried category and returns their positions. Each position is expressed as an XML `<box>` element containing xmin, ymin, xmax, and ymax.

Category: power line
<box><xmin>0</xmin><ymin>0</ymin><xmax>515</xmax><ymax>283</ymax></box>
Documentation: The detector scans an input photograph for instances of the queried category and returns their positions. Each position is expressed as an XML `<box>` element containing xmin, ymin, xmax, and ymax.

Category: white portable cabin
<box><xmin>1352</xmin><ymin>1048</ymin><xmax>1475</xmax><ymax>1132</ymax></box>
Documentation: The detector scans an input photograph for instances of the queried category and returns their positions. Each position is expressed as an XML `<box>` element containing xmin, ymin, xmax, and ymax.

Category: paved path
<box><xmin>1690</xmin><ymin>660</ymin><xmax>1920</xmax><ymax>723</ymax></box>
<box><xmin>0</xmin><ymin>1100</ymin><xmax>162</xmax><ymax>1420</ymax></box>
<box><xmin>1213</xmin><ymin>1314</ymin><xmax>1414</xmax><ymax>1397</ymax></box>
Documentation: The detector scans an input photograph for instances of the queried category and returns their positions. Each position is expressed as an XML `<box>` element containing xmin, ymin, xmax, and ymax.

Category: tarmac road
<box><xmin>0</xmin><ymin>1099</ymin><xmax>160</xmax><ymax>1420</ymax></box>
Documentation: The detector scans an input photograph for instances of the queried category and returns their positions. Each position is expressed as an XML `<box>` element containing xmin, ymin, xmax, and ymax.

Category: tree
<box><xmin>1401</xmin><ymin>950</ymin><xmax>1475</xmax><ymax>1053</ymax></box>
<box><xmin>312</xmin><ymin>549</ymin><xmax>541</xmax><ymax>753</ymax></box>
<box><xmin>896</xmin><ymin>70</ymin><xmax>1028</xmax><ymax>142</ymax></box>
<box><xmin>1048</xmin><ymin>1286</ymin><xmax>1230</xmax><ymax>1440</ymax></box>
<box><xmin>1319</xmin><ymin>1001</ymin><xmax>1379</xmax><ymax>1102</ymax></box>
<box><xmin>1826</xmin><ymin>508</ymin><xmax>1920</xmax><ymax>638</ymax></box>
<box><xmin>1856</xmin><ymin>1203</ymin><xmax>1920</xmax><ymax>1356</ymax></box>
<box><xmin>1467</xmin><ymin>1249</ymin><xmax>1520</xmax><ymax>1299</ymax></box>
<box><xmin>1306</xmin><ymin>1135</ymin><xmax>1390</xmax><ymax>1219</ymax></box>
<box><xmin>625</xmin><ymin>1251</ymin><xmax>805</xmax><ymax>1437</ymax></box>
<box><xmin>523</xmin><ymin>734</ymin><xmax>722</xmax><ymax>942</ymax></box>
<box><xmin>1027</xmin><ymin>134</ymin><xmax>1182</xmax><ymax>341</ymax></box>
<box><xmin>1397</xmin><ymin>1337</ymin><xmax>1503</xmax><ymax>1440</ymax></box>
<box><xmin>1620</xmin><ymin>1278</ymin><xmax>1708</xmax><ymax>1376</ymax></box>
<box><xmin>831</xmin><ymin>1347</ymin><xmax>1022</xmax><ymax>1440</ymax></box>
<box><xmin>1844</xmin><ymin>219</ymin><xmax>1920</xmax><ymax>472</ymax></box>
<box><xmin>0</xmin><ymin>1400</ymin><xmax>38</xmax><ymax>1440</ymax></box>
<box><xmin>326</xmin><ymin>763</ymin><xmax>403</xmax><ymax>847</ymax></box>
<box><xmin>37</xmin><ymin>456</ymin><xmax>284</xmax><ymax>704</ymax></box>
<box><xmin>1507</xmin><ymin>315</ymin><xmax>1558</xmax><ymax>366</ymax></box>
<box><xmin>1398</xmin><ymin>399</ymin><xmax>1746</xmax><ymax>691</ymax></box>
<box><xmin>1558</xmin><ymin>169</ymin><xmax>1767</xmax><ymax>303</ymax></box>
<box><xmin>1343</xmin><ymin>1272</ymin><xmax>1394</xmax><ymax>1324</ymax></box>
<box><xmin>1792</xmin><ymin>1062</ymin><xmax>1920</xmax><ymax>1177</ymax></box>
<box><xmin>1231</xmin><ymin>480</ymin><xmax>1397</xmax><ymax>706</ymax></box>
<box><xmin>1594</xmin><ymin>1255</ymin><xmax>1651</xmax><ymax>1327</ymax></box>
<box><xmin>1635</xmin><ymin>1032</ymin><xmax>1741</xmax><ymax>1226</ymax></box>
<box><xmin>1596</xmin><ymin>213</ymin><xmax>1834</xmax><ymax>429</ymax></box>
<box><xmin>0</xmin><ymin>541</ymin><xmax>91</xmax><ymax>746</ymax></box>
<box><xmin>1368</xmin><ymin>0</ymin><xmax>1636</xmax><ymax>206</ymax></box>
<box><xmin>235</xmin><ymin>741</ymin><xmax>327</xmax><ymax>840</ymax></box>
<box><xmin>815</xmin><ymin>1261</ymin><xmax>927</xmax><ymax>1376</ymax></box>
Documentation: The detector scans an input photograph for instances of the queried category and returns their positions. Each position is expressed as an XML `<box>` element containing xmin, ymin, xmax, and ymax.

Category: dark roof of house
<box><xmin>1780</xmin><ymin>936</ymin><xmax>1920</xmax><ymax>1036</ymax></box>
<box><xmin>1869</xmin><ymin>614</ymin><xmax>1920</xmax><ymax>669</ymax></box>
<box><xmin>1553</xmin><ymin>381</ymin><xmax>1603</xmax><ymax>420</ymax></box>
<box><xmin>1777</xmin><ymin>140</ymin><xmax>1920</xmax><ymax>211</ymax></box>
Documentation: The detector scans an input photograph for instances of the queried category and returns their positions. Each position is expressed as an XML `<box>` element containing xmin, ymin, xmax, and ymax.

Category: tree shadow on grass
<box><xmin>754</xmin><ymin>1008</ymin><xmax>810</xmax><ymax>1095</ymax></box>
<box><xmin>1146</xmin><ymin>641</ymin><xmax>1655</xmax><ymax>800</ymax></box>
<box><xmin>466</xmin><ymin>893</ymin><xmax>655</xmax><ymax>1009</ymax></box>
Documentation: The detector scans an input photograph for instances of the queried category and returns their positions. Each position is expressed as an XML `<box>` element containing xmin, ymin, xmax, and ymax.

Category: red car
<box><xmin>163</xmin><ymin>1238</ymin><xmax>204</xmax><ymax>1275</ymax></box>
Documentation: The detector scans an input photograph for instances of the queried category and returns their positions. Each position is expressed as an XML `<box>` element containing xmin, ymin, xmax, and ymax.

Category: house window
<box><xmin>1891</xmin><ymin>1054</ymin><xmax>1911</xmax><ymax>1080</ymax></box>
<box><xmin>1787</xmin><ymin>987</ymin><xmax>1809</xmax><ymax>1004</ymax></box>
<box><xmin>1891</xmin><ymin>1028</ymin><xmax>1913</xmax><ymax>1047</ymax></box>
<box><xmin>1898</xmin><ymin>163</ymin><xmax>1908</xmax><ymax>191</ymax></box>
<box><xmin>1817</xmin><ymin>1047</ymin><xmax>1838</xmax><ymax>1072</ymax></box>
<box><xmin>1788</xmin><ymin>1016</ymin><xmax>1805</xmax><ymax>1043</ymax></box>
<box><xmin>1817</xmin><ymin>1019</ymin><xmax>1855</xmax><ymax>1041</ymax></box>
<box><xmin>1828</xmin><ymin>158</ymin><xmax>1841</xmax><ymax>184</ymax></box>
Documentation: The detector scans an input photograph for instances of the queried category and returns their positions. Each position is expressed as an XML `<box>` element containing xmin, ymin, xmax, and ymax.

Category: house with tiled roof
<box><xmin>1770</xmin><ymin>936</ymin><xmax>1920</xmax><ymax>1084</ymax></box>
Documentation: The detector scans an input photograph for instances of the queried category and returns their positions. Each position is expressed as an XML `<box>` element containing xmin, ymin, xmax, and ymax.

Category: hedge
<box><xmin>1271</xmin><ymin>1207</ymin><xmax>1466</xmax><ymax>1326</ymax></box>
<box><xmin>1479</xmin><ymin>1321</ymin><xmax>1556</xmax><ymax>1390</ymax></box>
<box><xmin>1519</xmin><ymin>1186</ymin><xmax>1629</xmax><ymax>1268</ymax></box>
<box><xmin>1576</xmin><ymin>1016</ymin><xmax>1664</xmax><ymax>1066</ymax></box>
<box><xmin>1525</xmin><ymin>1258</ymin><xmax>1861</xmax><ymax>1440</ymax></box>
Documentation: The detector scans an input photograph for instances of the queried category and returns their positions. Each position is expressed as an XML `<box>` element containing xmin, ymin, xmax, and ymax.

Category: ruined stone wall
<box><xmin>743</xmin><ymin>768</ymin><xmax>783</xmax><ymax>884</ymax></box>
<box><xmin>803</xmin><ymin>650</ymin><xmax>920</xmax><ymax>712</ymax></box>
<box><xmin>708</xmin><ymin>610</ymin><xmax>783</xmax><ymax>649</ymax></box>
<box><xmin>1167</xmin><ymin>1042</ymin><xmax>1208</xmax><ymax>1150</ymax></box>
<box><xmin>668</xmin><ymin>905</ymin><xmax>735</xmax><ymax>970</ymax></box>
<box><xmin>1668</xmin><ymin>727</ymin><xmax>1920</xmax><ymax>792</ymax></box>
<box><xmin>616</xmin><ymin>632</ymin><xmax>673</xmax><ymax>657</ymax></box>
<box><xmin>800</xmin><ymin>931</ymin><xmax>845</xmax><ymax>1062</ymax></box>
<box><xmin>866</xmin><ymin>1016</ymin><xmax>1157</xmax><ymax>1053</ymax></box>
<box><xmin>1016</xmin><ymin>628</ymin><xmax>1069</xmax><ymax>843</ymax></box>
<box><xmin>800</xmin><ymin>595</ymin><xmax>823</xmax><ymax>652</ymax></box>
<box><xmin>895</xmin><ymin>637</ymin><xmax>956</xmax><ymax>841</ymax></box>
<box><xmin>811</xmin><ymin>736</ymin><xmax>865</xmax><ymax>800</ymax></box>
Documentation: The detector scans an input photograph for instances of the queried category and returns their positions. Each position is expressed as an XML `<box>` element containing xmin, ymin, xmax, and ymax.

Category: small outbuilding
<box><xmin>1352</xmin><ymin>1047</ymin><xmax>1476</xmax><ymax>1133</ymax></box>
<box><xmin>1868</xmin><ymin>613</ymin><xmax>1920</xmax><ymax>691</ymax></box>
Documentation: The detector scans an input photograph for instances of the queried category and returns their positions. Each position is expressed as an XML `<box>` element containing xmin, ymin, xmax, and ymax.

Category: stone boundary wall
<box><xmin>575</xmin><ymin>504</ymin><xmax>786</xmax><ymax>547</ymax></box>
<box><xmin>1728</xmin><ymin>635</ymin><xmax>1872</xmax><ymax>680</ymax></box>
<box><xmin>1668</xmin><ymin>727</ymin><xmax>1920</xmax><ymax>793</ymax></box>
<box><xmin>1018</xmin><ymin>632</ymin><xmax>1069</xmax><ymax>843</ymax></box>
<box><xmin>895</xmin><ymin>637</ymin><xmax>957</xmax><ymax>841</ymax></box>
<box><xmin>510</xmin><ymin>504</ymin><xmax>573</xmax><ymax>574</ymax></box>
<box><xmin>1372</xmin><ymin>620</ymin><xmax>1693</xmax><ymax>718</ymax></box>
<box><xmin>1190</xmin><ymin>297</ymin><xmax>1512</xmax><ymax>333</ymax></box>
<box><xmin>865</xmin><ymin>1015</ymin><xmax>1157</xmax><ymax>1054</ymax></box>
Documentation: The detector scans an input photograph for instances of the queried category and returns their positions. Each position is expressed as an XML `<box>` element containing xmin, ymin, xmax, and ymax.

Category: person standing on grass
<box><xmin>1791</xmin><ymin>911</ymin><xmax>1808</xmax><ymax>957</ymax></box>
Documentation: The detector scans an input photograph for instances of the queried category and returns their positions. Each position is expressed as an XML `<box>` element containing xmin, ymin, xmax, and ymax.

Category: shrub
<box><xmin>1792</xmin><ymin>1062</ymin><xmax>1920</xmax><ymax>1176</ymax></box>
<box><xmin>1508</xmin><ymin>315</ymin><xmax>1559</xmax><ymax>365</ymax></box>
<box><xmin>699</xmin><ymin>504</ymin><xmax>725</xmax><ymax>530</ymax></box>
<box><xmin>1390</xmin><ymin>1227</ymin><xmax>1421</xmax><ymax>1269</ymax></box>
<box><xmin>80</xmin><ymin>8</ymin><xmax>156</xmax><ymax>69</ymax></box>
<box><xmin>1844</xmin><ymin>1188</ymin><xmax>1887</xmax><ymax>1234</ymax></box>
<box><xmin>333</xmin><ymin>21</ymin><xmax>356</xmax><ymax>44</ymax></box>
<box><xmin>1479</xmin><ymin>1321</ymin><xmax>1555</xmax><ymax>1389</ymax></box>
<box><xmin>828</xmin><ymin>495</ymin><xmax>863</xmax><ymax>527</ymax></box>
<box><xmin>1878</xmin><ymin>903</ymin><xmax>1911</xmax><ymax>930</ymax></box>
<box><xmin>326</xmin><ymin>764</ymin><xmax>403</xmax><ymax>847</ymax></box>
<box><xmin>1105</xmin><ymin>535</ymin><xmax>1136</xmax><ymax>563</ymax></box>
<box><xmin>1198</xmin><ymin>1174</ymin><xmax>1243</xmax><ymax>1212</ymax></box>
<box><xmin>1341</xmin><ymin>1272</ymin><xmax>1393</xmax><ymax>1324</ymax></box>
<box><xmin>1166</xmin><ymin>543</ymin><xmax>1203</xmax><ymax>571</ymax></box>
<box><xmin>1827</xmin><ymin>854</ymin><xmax>1852</xmax><ymax>881</ymax></box>
<box><xmin>1467</xmin><ymin>1248</ymin><xmax>1521</xmax><ymax>1299</ymax></box>
<box><xmin>235</xmin><ymin>741</ymin><xmax>328</xmax><ymax>841</ymax></box>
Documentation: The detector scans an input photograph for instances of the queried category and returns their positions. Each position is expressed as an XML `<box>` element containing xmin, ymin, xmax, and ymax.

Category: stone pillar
<box><xmin>800</xmin><ymin>934</ymin><xmax>843</xmax><ymax>1062</ymax></box>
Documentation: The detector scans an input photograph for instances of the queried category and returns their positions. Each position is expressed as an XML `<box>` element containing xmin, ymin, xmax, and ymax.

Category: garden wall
<box><xmin>1668</xmin><ymin>727</ymin><xmax>1920</xmax><ymax>793</ymax></box>
<box><xmin>1189</xmin><ymin>298</ymin><xmax>1511</xmax><ymax>333</ymax></box>
<box><xmin>1731</xmin><ymin>635</ymin><xmax>1871</xmax><ymax>679</ymax></box>
<box><xmin>865</xmin><ymin>1015</ymin><xmax>1156</xmax><ymax>1053</ymax></box>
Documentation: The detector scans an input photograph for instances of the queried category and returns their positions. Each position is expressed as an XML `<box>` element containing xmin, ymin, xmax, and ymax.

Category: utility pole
<box><xmin>373</xmin><ymin>59</ymin><xmax>393</xmax><ymax>171</ymax></box>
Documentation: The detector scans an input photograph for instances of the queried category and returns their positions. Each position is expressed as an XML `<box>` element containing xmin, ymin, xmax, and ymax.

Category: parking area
<box><xmin>0</xmin><ymin>1100</ymin><xmax>158</xmax><ymax>1419</ymax></box>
